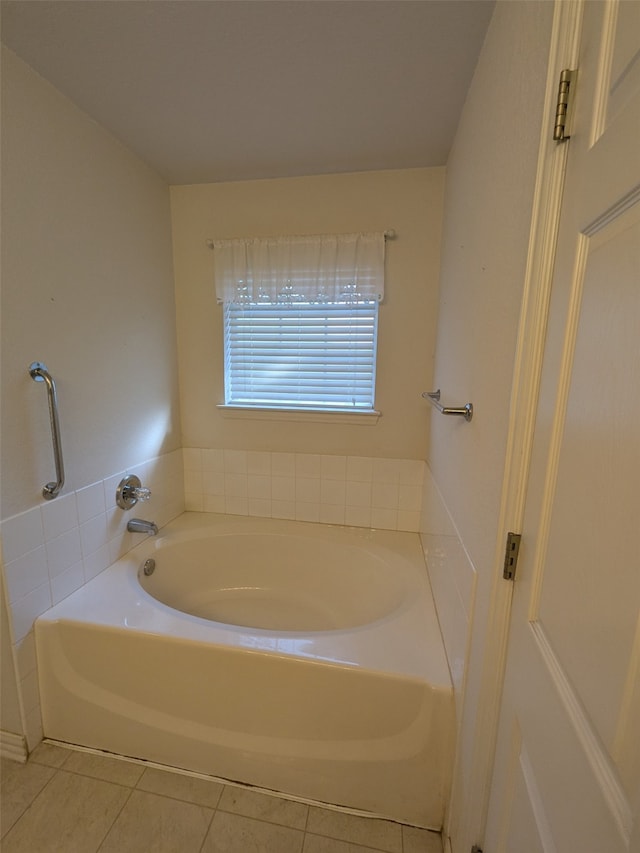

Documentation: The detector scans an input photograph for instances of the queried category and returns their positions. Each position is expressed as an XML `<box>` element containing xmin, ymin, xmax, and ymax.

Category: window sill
<box><xmin>217</xmin><ymin>405</ymin><xmax>381</xmax><ymax>425</ymax></box>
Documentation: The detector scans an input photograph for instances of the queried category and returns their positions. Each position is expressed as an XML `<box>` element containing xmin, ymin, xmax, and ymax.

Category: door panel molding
<box><xmin>590</xmin><ymin>0</ymin><xmax>619</xmax><ymax>145</ymax></box>
<box><xmin>518</xmin><ymin>742</ymin><xmax>557</xmax><ymax>853</ymax></box>
<box><xmin>531</xmin><ymin>621</ymin><xmax>632</xmax><ymax>841</ymax></box>
<box><xmin>583</xmin><ymin>183</ymin><xmax>640</xmax><ymax>237</ymax></box>
<box><xmin>528</xmin><ymin>231</ymin><xmax>589</xmax><ymax>622</ymax></box>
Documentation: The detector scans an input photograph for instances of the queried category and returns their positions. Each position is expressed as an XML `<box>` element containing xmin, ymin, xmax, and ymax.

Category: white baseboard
<box><xmin>0</xmin><ymin>729</ymin><xmax>28</xmax><ymax>763</ymax></box>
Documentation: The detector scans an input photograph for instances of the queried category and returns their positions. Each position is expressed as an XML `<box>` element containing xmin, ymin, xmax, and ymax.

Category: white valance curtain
<box><xmin>213</xmin><ymin>232</ymin><xmax>386</xmax><ymax>304</ymax></box>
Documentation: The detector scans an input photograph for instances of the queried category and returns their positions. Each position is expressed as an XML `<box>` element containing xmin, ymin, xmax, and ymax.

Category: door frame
<box><xmin>451</xmin><ymin>2</ymin><xmax>584</xmax><ymax>850</ymax></box>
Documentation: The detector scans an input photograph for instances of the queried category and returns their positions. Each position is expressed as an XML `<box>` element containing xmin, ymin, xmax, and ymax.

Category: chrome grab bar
<box><xmin>29</xmin><ymin>362</ymin><xmax>65</xmax><ymax>499</ymax></box>
<box><xmin>422</xmin><ymin>389</ymin><xmax>473</xmax><ymax>422</ymax></box>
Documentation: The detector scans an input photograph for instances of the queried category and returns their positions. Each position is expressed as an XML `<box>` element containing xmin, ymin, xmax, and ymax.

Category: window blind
<box><xmin>224</xmin><ymin>300</ymin><xmax>378</xmax><ymax>411</ymax></box>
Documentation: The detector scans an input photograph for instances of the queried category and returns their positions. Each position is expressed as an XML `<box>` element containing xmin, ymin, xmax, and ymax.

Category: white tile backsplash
<box><xmin>0</xmin><ymin>448</ymin><xmax>185</xmax><ymax>682</ymax></box>
<box><xmin>295</xmin><ymin>477</ymin><xmax>320</xmax><ymax>503</ymax></box>
<box><xmin>320</xmin><ymin>479</ymin><xmax>346</xmax><ymax>506</ymax></box>
<box><xmin>83</xmin><ymin>544</ymin><xmax>111</xmax><ymax>582</ymax></box>
<box><xmin>346</xmin><ymin>456</ymin><xmax>373</xmax><ymax>483</ymax></box>
<box><xmin>319</xmin><ymin>504</ymin><xmax>345</xmax><ymax>525</ymax></box>
<box><xmin>272</xmin><ymin>499</ymin><xmax>296</xmax><ymax>520</ymax></box>
<box><xmin>11</xmin><ymin>582</ymin><xmax>52</xmax><ymax>643</ymax></box>
<box><xmin>248</xmin><ymin>498</ymin><xmax>271</xmax><ymax>518</ymax></box>
<box><xmin>203</xmin><ymin>495</ymin><xmax>225</xmax><ymax>514</ymax></box>
<box><xmin>373</xmin><ymin>458</ymin><xmax>401</xmax><ymax>484</ymax></box>
<box><xmin>346</xmin><ymin>480</ymin><xmax>372</xmax><ymax>508</ymax></box>
<box><xmin>397</xmin><ymin>510</ymin><xmax>421</xmax><ymax>532</ymax></box>
<box><xmin>247</xmin><ymin>451</ymin><xmax>271</xmax><ymax>476</ymax></box>
<box><xmin>225</xmin><ymin>496</ymin><xmax>248</xmax><ymax>516</ymax></box>
<box><xmin>295</xmin><ymin>453</ymin><xmax>321</xmax><ymax>478</ymax></box>
<box><xmin>203</xmin><ymin>470</ymin><xmax>224</xmax><ymax>496</ymax></box>
<box><xmin>372</xmin><ymin>482</ymin><xmax>399</xmax><ymax>510</ymax></box>
<box><xmin>225</xmin><ymin>473</ymin><xmax>248</xmax><ymax>498</ymax></box>
<box><xmin>19</xmin><ymin>667</ymin><xmax>41</xmax><ymax>716</ymax></box>
<box><xmin>248</xmin><ymin>475</ymin><xmax>271</xmax><ymax>501</ymax></box>
<box><xmin>320</xmin><ymin>454</ymin><xmax>347</xmax><ymax>481</ymax></box>
<box><xmin>398</xmin><ymin>484</ymin><xmax>422</xmax><ymax>512</ymax></box>
<box><xmin>272</xmin><ymin>476</ymin><xmax>296</xmax><ymax>502</ymax></box>
<box><xmin>183</xmin><ymin>449</ymin><xmax>426</xmax><ymax>533</ymax></box>
<box><xmin>79</xmin><ymin>514</ymin><xmax>109</xmax><ymax>558</ymax></box>
<box><xmin>51</xmin><ymin>560</ymin><xmax>85</xmax><ymax>606</ymax></box>
<box><xmin>271</xmin><ymin>452</ymin><xmax>296</xmax><ymax>478</ymax></box>
<box><xmin>41</xmin><ymin>493</ymin><xmax>79</xmax><ymax>541</ymax></box>
<box><xmin>345</xmin><ymin>506</ymin><xmax>371</xmax><ymax>528</ymax></box>
<box><xmin>45</xmin><ymin>529</ymin><xmax>82</xmax><ymax>579</ymax></box>
<box><xmin>201</xmin><ymin>448</ymin><xmax>223</xmax><ymax>471</ymax></box>
<box><xmin>223</xmin><ymin>449</ymin><xmax>247</xmax><ymax>474</ymax></box>
<box><xmin>15</xmin><ymin>632</ymin><xmax>37</xmax><ymax>679</ymax></box>
<box><xmin>76</xmin><ymin>481</ymin><xmax>107</xmax><ymax>524</ymax></box>
<box><xmin>419</xmin><ymin>464</ymin><xmax>477</xmax><ymax>711</ymax></box>
<box><xmin>4</xmin><ymin>547</ymin><xmax>49</xmax><ymax>604</ymax></box>
<box><xmin>295</xmin><ymin>502</ymin><xmax>320</xmax><ymax>523</ymax></box>
<box><xmin>1</xmin><ymin>507</ymin><xmax>45</xmax><ymax>563</ymax></box>
<box><xmin>182</xmin><ymin>447</ymin><xmax>203</xmax><ymax>471</ymax></box>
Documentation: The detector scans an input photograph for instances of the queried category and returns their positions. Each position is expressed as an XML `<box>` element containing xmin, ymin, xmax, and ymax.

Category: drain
<box><xmin>142</xmin><ymin>558</ymin><xmax>156</xmax><ymax>576</ymax></box>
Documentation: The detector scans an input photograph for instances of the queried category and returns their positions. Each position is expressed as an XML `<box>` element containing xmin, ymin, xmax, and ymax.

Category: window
<box><xmin>214</xmin><ymin>233</ymin><xmax>385</xmax><ymax>413</ymax></box>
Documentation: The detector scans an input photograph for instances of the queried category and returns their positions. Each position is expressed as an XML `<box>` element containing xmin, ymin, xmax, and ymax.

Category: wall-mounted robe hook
<box><xmin>422</xmin><ymin>389</ymin><xmax>473</xmax><ymax>422</ymax></box>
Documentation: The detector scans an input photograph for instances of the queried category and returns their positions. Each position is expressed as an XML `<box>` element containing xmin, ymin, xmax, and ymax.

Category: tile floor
<box><xmin>1</xmin><ymin>742</ymin><xmax>443</xmax><ymax>853</ymax></box>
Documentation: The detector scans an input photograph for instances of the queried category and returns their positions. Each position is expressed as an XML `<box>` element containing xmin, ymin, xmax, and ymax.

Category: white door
<box><xmin>484</xmin><ymin>2</ymin><xmax>640</xmax><ymax>852</ymax></box>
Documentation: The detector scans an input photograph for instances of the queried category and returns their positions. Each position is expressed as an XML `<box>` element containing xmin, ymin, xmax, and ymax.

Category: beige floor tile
<box><xmin>402</xmin><ymin>825</ymin><xmax>443</xmax><ymax>853</ymax></box>
<box><xmin>62</xmin><ymin>750</ymin><xmax>145</xmax><ymax>786</ymax></box>
<box><xmin>217</xmin><ymin>784</ymin><xmax>309</xmax><ymax>829</ymax></box>
<box><xmin>28</xmin><ymin>741</ymin><xmax>71</xmax><ymax>768</ymax></box>
<box><xmin>99</xmin><ymin>789</ymin><xmax>213</xmax><ymax>853</ymax></box>
<box><xmin>136</xmin><ymin>766</ymin><xmax>224</xmax><ymax>808</ymax></box>
<box><xmin>306</xmin><ymin>807</ymin><xmax>402</xmax><ymax>853</ymax></box>
<box><xmin>303</xmin><ymin>831</ymin><xmax>390</xmax><ymax>852</ymax></box>
<box><xmin>202</xmin><ymin>809</ymin><xmax>304</xmax><ymax>853</ymax></box>
<box><xmin>1</xmin><ymin>768</ymin><xmax>130</xmax><ymax>852</ymax></box>
<box><xmin>0</xmin><ymin>759</ymin><xmax>55</xmax><ymax>839</ymax></box>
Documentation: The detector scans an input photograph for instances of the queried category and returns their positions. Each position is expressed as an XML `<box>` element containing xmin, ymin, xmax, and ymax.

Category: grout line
<box><xmin>7</xmin><ymin>751</ymin><xmax>437</xmax><ymax>853</ymax></box>
<box><xmin>35</xmin><ymin>739</ymin><xmax>436</xmax><ymax>849</ymax></box>
<box><xmin>196</xmin><ymin>806</ymin><xmax>217</xmax><ymax>853</ymax></box>
<box><xmin>39</xmin><ymin>739</ymin><xmax>423</xmax><ymax>826</ymax></box>
<box><xmin>94</xmin><ymin>783</ymin><xmax>136</xmax><ymax>853</ymax></box>
<box><xmin>0</xmin><ymin>760</ymin><xmax>58</xmax><ymax>840</ymax></box>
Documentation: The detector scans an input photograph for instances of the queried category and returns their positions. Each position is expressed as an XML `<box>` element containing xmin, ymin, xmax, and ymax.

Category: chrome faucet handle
<box><xmin>131</xmin><ymin>486</ymin><xmax>151</xmax><ymax>501</ymax></box>
<box><xmin>116</xmin><ymin>475</ymin><xmax>152</xmax><ymax>510</ymax></box>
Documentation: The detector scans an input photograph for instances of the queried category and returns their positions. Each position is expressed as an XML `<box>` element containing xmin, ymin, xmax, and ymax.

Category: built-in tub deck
<box><xmin>36</xmin><ymin>512</ymin><xmax>454</xmax><ymax>828</ymax></box>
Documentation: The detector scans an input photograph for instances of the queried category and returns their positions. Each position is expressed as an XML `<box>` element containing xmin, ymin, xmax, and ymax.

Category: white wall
<box><xmin>0</xmin><ymin>47</ymin><xmax>182</xmax><ymax>747</ymax></box>
<box><xmin>0</xmin><ymin>584</ymin><xmax>22</xmax><ymax>736</ymax></box>
<box><xmin>1</xmin><ymin>47</ymin><xmax>181</xmax><ymax>520</ymax></box>
<box><xmin>170</xmin><ymin>169</ymin><xmax>444</xmax><ymax>460</ymax></box>
<box><xmin>419</xmin><ymin>2</ymin><xmax>555</xmax><ymax>849</ymax></box>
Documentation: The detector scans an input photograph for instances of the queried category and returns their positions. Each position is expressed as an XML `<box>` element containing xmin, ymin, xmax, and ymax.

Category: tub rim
<box><xmin>37</xmin><ymin>511</ymin><xmax>453</xmax><ymax>689</ymax></box>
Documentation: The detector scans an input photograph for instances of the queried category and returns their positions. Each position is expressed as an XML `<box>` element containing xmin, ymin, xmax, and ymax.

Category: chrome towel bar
<box><xmin>423</xmin><ymin>390</ymin><xmax>473</xmax><ymax>422</ymax></box>
<box><xmin>29</xmin><ymin>362</ymin><xmax>65</xmax><ymax>499</ymax></box>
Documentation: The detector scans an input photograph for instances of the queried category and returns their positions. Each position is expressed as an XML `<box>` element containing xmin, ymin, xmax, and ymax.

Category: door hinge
<box><xmin>503</xmin><ymin>532</ymin><xmax>522</xmax><ymax>580</ymax></box>
<box><xmin>553</xmin><ymin>68</ymin><xmax>576</xmax><ymax>141</ymax></box>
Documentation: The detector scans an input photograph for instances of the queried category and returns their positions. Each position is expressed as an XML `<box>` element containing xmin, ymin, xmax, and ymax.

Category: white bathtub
<box><xmin>35</xmin><ymin>512</ymin><xmax>454</xmax><ymax>827</ymax></box>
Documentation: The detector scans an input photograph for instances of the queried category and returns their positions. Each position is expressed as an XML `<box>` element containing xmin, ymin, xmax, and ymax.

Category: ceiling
<box><xmin>1</xmin><ymin>0</ymin><xmax>494</xmax><ymax>185</ymax></box>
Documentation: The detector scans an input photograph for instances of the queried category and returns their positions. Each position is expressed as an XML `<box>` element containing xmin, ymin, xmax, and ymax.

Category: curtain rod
<box><xmin>206</xmin><ymin>230</ymin><xmax>396</xmax><ymax>249</ymax></box>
